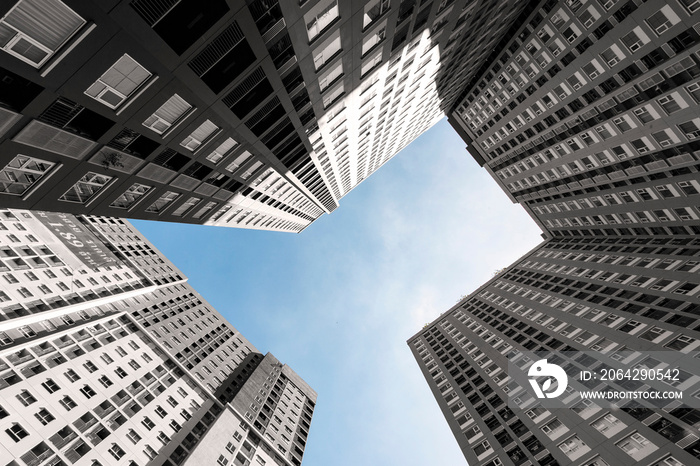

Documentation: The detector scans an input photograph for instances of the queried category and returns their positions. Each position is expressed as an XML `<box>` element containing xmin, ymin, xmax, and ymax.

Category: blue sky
<box><xmin>132</xmin><ymin>118</ymin><xmax>543</xmax><ymax>465</ymax></box>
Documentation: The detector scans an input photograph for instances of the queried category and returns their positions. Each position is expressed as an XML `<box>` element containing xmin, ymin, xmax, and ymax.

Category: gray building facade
<box><xmin>412</xmin><ymin>0</ymin><xmax>700</xmax><ymax>465</ymax></box>
<box><xmin>0</xmin><ymin>209</ymin><xmax>315</xmax><ymax>466</ymax></box>
<box><xmin>0</xmin><ymin>0</ymin><xmax>530</xmax><ymax>233</ymax></box>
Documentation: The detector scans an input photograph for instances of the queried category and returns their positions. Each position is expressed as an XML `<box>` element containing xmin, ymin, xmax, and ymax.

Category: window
<box><xmin>59</xmin><ymin>395</ymin><xmax>77</xmax><ymax>411</ymax></box>
<box><xmin>362</xmin><ymin>24</ymin><xmax>386</xmax><ymax>56</ymax></box>
<box><xmin>312</xmin><ymin>32</ymin><xmax>341</xmax><ymax>70</ymax></box>
<box><xmin>319</xmin><ymin>61</ymin><xmax>343</xmax><ymax>92</ymax></box>
<box><xmin>17</xmin><ymin>389</ymin><xmax>37</xmax><ymax>406</ymax></box>
<box><xmin>559</xmin><ymin>435</ymin><xmax>588</xmax><ymax>457</ymax></box>
<box><xmin>206</xmin><ymin>138</ymin><xmax>238</xmax><ymax>164</ymax></box>
<box><xmin>64</xmin><ymin>369</ymin><xmax>80</xmax><ymax>382</ymax></box>
<box><xmin>41</xmin><ymin>378</ymin><xmax>60</xmax><ymax>393</ymax></box>
<box><xmin>323</xmin><ymin>83</ymin><xmax>344</xmax><ymax>108</ymax></box>
<box><xmin>155</xmin><ymin>406</ymin><xmax>167</xmax><ymax>418</ymax></box>
<box><xmin>617</xmin><ymin>432</ymin><xmax>652</xmax><ymax>457</ymax></box>
<box><xmin>217</xmin><ymin>455</ymin><xmax>229</xmax><ymax>466</ymax></box>
<box><xmin>171</xmin><ymin>196</ymin><xmax>200</xmax><ymax>217</ymax></box>
<box><xmin>98</xmin><ymin>375</ymin><xmax>113</xmax><ymax>388</ymax></box>
<box><xmin>143</xmin><ymin>94</ymin><xmax>193</xmax><ymax>135</ymax></box>
<box><xmin>363</xmin><ymin>0</ymin><xmax>389</xmax><ymax>28</ymax></box>
<box><xmin>304</xmin><ymin>0</ymin><xmax>339</xmax><ymax>41</ymax></box>
<box><xmin>126</xmin><ymin>429</ymin><xmax>141</xmax><ymax>444</ymax></box>
<box><xmin>108</xmin><ymin>444</ymin><xmax>125</xmax><ymax>460</ymax></box>
<box><xmin>0</xmin><ymin>155</ymin><xmax>56</xmax><ymax>196</ymax></box>
<box><xmin>658</xmin><ymin>92</ymin><xmax>687</xmax><ymax>115</ymax></box>
<box><xmin>0</xmin><ymin>0</ymin><xmax>85</xmax><ymax>67</ymax></box>
<box><xmin>180</xmin><ymin>120</ymin><xmax>219</xmax><ymax>152</ymax></box>
<box><xmin>86</xmin><ymin>55</ymin><xmax>152</xmax><ymax>109</ymax></box>
<box><xmin>600</xmin><ymin>45</ymin><xmax>624</xmax><ymax>67</ymax></box>
<box><xmin>157</xmin><ymin>431</ymin><xmax>170</xmax><ymax>444</ymax></box>
<box><xmin>145</xmin><ymin>191</ymin><xmax>180</xmax><ymax>214</ymax></box>
<box><xmin>679</xmin><ymin>0</ymin><xmax>700</xmax><ymax>13</ymax></box>
<box><xmin>678</xmin><ymin>119</ymin><xmax>700</xmax><ymax>139</ymax></box>
<box><xmin>620</xmin><ymin>27</ymin><xmax>650</xmax><ymax>52</ymax></box>
<box><xmin>645</xmin><ymin>6</ymin><xmax>680</xmax><ymax>35</ymax></box>
<box><xmin>141</xmin><ymin>417</ymin><xmax>155</xmax><ymax>430</ymax></box>
<box><xmin>362</xmin><ymin>52</ymin><xmax>382</xmax><ymax>76</ymax></box>
<box><xmin>110</xmin><ymin>183</ymin><xmax>152</xmax><ymax>209</ymax></box>
<box><xmin>77</xmin><ymin>385</ymin><xmax>97</xmax><ymax>400</ymax></box>
<box><xmin>59</xmin><ymin>172</ymin><xmax>113</xmax><ymax>204</ymax></box>
<box><xmin>34</xmin><ymin>407</ymin><xmax>55</xmax><ymax>425</ymax></box>
<box><xmin>5</xmin><ymin>423</ymin><xmax>28</xmax><ymax>442</ymax></box>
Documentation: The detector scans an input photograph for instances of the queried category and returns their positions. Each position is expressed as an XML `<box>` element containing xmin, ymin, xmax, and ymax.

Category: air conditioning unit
<box><xmin>584</xmin><ymin>19</ymin><xmax>595</xmax><ymax>28</ymax></box>
<box><xmin>640</xmin><ymin>218</ymin><xmax>649</xmax><ymax>223</ymax></box>
<box><xmin>553</xmin><ymin>49</ymin><xmax>561</xmax><ymax>56</ymax></box>
<box><xmin>535</xmin><ymin>109</ymin><xmax>542</xmax><ymax>115</ymax></box>
<box><xmin>680</xmin><ymin>214</ymin><xmax>692</xmax><ymax>220</ymax></box>
<box><xmin>608</xmin><ymin>58</ymin><xmax>619</xmax><ymax>66</ymax></box>
<box><xmin>637</xmin><ymin>147</ymin><xmax>648</xmax><ymax>153</ymax></box>
<box><xmin>585</xmin><ymin>164</ymin><xmax>595</xmax><ymax>169</ymax></box>
<box><xmin>629</xmin><ymin>42</ymin><xmax>641</xmax><ymax>52</ymax></box>
<box><xmin>546</xmin><ymin>102</ymin><xmax>553</xmax><ymax>108</ymax></box>
<box><xmin>660</xmin><ymin>140</ymin><xmax>672</xmax><ymax>147</ymax></box>
<box><xmin>685</xmin><ymin>131</ymin><xmax>700</xmax><ymax>139</ymax></box>
<box><xmin>651</xmin><ymin>285</ymin><xmax>664</xmax><ymax>290</ymax></box>
<box><xmin>624</xmin><ymin>219</ymin><xmax>632</xmax><ymax>224</ymax></box>
<box><xmin>589</xmin><ymin>71</ymin><xmax>599</xmax><ymax>79</ymax></box>
<box><xmin>573</xmin><ymin>83</ymin><xmax>582</xmax><ymax>90</ymax></box>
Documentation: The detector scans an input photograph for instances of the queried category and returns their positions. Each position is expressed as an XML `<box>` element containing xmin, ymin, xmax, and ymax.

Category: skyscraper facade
<box><xmin>412</xmin><ymin>0</ymin><xmax>700</xmax><ymax>465</ymax></box>
<box><xmin>0</xmin><ymin>208</ymin><xmax>315</xmax><ymax>466</ymax></box>
<box><xmin>410</xmin><ymin>232</ymin><xmax>700</xmax><ymax>466</ymax></box>
<box><xmin>448</xmin><ymin>0</ymin><xmax>700</xmax><ymax>239</ymax></box>
<box><xmin>0</xmin><ymin>0</ymin><xmax>528</xmax><ymax>232</ymax></box>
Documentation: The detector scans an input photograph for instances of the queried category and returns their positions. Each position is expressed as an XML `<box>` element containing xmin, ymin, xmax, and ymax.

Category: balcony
<box><xmin>49</xmin><ymin>426</ymin><xmax>78</xmax><ymax>449</ymax></box>
<box><xmin>19</xmin><ymin>442</ymin><xmax>54</xmax><ymax>466</ymax></box>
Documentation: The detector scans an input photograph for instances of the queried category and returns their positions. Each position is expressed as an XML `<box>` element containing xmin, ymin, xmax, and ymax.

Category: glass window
<box><xmin>319</xmin><ymin>61</ymin><xmax>343</xmax><ymax>92</ymax></box>
<box><xmin>0</xmin><ymin>0</ymin><xmax>85</xmax><ymax>67</ymax></box>
<box><xmin>59</xmin><ymin>172</ymin><xmax>113</xmax><ymax>204</ymax></box>
<box><xmin>171</xmin><ymin>196</ymin><xmax>200</xmax><ymax>217</ymax></box>
<box><xmin>363</xmin><ymin>0</ymin><xmax>390</xmax><ymax>28</ymax></box>
<box><xmin>206</xmin><ymin>137</ymin><xmax>238</xmax><ymax>164</ymax></box>
<box><xmin>145</xmin><ymin>191</ymin><xmax>180</xmax><ymax>214</ymax></box>
<box><xmin>180</xmin><ymin>120</ymin><xmax>219</xmax><ymax>152</ymax></box>
<box><xmin>85</xmin><ymin>54</ymin><xmax>152</xmax><ymax>109</ymax></box>
<box><xmin>312</xmin><ymin>32</ymin><xmax>341</xmax><ymax>70</ymax></box>
<box><xmin>143</xmin><ymin>94</ymin><xmax>193</xmax><ymax>135</ymax></box>
<box><xmin>304</xmin><ymin>0</ymin><xmax>339</xmax><ymax>41</ymax></box>
<box><xmin>110</xmin><ymin>183</ymin><xmax>151</xmax><ymax>209</ymax></box>
<box><xmin>0</xmin><ymin>155</ymin><xmax>55</xmax><ymax>196</ymax></box>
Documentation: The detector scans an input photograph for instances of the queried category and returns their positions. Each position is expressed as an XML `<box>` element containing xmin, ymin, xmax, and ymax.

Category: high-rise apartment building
<box><xmin>448</xmin><ymin>0</ymin><xmax>700</xmax><ymax>239</ymax></box>
<box><xmin>412</xmin><ymin>0</ymin><xmax>700</xmax><ymax>465</ymax></box>
<box><xmin>410</xmin><ymin>233</ymin><xmax>700</xmax><ymax>466</ymax></box>
<box><xmin>0</xmin><ymin>0</ymin><xmax>528</xmax><ymax>232</ymax></box>
<box><xmin>0</xmin><ymin>208</ymin><xmax>316</xmax><ymax>466</ymax></box>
